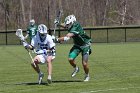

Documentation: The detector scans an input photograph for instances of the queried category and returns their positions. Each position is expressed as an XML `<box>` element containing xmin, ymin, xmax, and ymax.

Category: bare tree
<box><xmin>29</xmin><ymin>0</ymin><xmax>32</xmax><ymax>20</ymax></box>
<box><xmin>103</xmin><ymin>0</ymin><xmax>109</xmax><ymax>26</ymax></box>
<box><xmin>120</xmin><ymin>0</ymin><xmax>127</xmax><ymax>25</ymax></box>
<box><xmin>0</xmin><ymin>0</ymin><xmax>140</xmax><ymax>30</ymax></box>
<box><xmin>20</xmin><ymin>0</ymin><xmax>26</xmax><ymax>26</ymax></box>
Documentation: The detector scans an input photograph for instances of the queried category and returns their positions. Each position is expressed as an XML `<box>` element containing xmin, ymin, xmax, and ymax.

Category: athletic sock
<box><xmin>39</xmin><ymin>71</ymin><xmax>43</xmax><ymax>75</ymax></box>
<box><xmin>48</xmin><ymin>75</ymin><xmax>51</xmax><ymax>80</ymax></box>
<box><xmin>85</xmin><ymin>73</ymin><xmax>89</xmax><ymax>77</ymax></box>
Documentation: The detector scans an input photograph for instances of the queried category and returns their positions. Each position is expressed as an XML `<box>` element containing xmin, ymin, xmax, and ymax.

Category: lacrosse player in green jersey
<box><xmin>24</xmin><ymin>19</ymin><xmax>38</xmax><ymax>41</ymax></box>
<box><xmin>55</xmin><ymin>15</ymin><xmax>92</xmax><ymax>81</ymax></box>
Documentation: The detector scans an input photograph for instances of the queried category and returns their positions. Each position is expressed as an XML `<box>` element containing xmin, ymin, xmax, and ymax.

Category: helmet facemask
<box><xmin>65</xmin><ymin>22</ymin><xmax>73</xmax><ymax>29</ymax></box>
<box><xmin>30</xmin><ymin>19</ymin><xmax>35</xmax><ymax>26</ymax></box>
<box><xmin>39</xmin><ymin>33</ymin><xmax>47</xmax><ymax>41</ymax></box>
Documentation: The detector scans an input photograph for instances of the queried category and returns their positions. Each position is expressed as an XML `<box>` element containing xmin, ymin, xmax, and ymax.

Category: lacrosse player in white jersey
<box><xmin>23</xmin><ymin>24</ymin><xmax>56</xmax><ymax>84</ymax></box>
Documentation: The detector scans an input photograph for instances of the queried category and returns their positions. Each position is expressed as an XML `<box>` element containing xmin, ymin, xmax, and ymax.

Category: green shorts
<box><xmin>68</xmin><ymin>45</ymin><xmax>92</xmax><ymax>59</ymax></box>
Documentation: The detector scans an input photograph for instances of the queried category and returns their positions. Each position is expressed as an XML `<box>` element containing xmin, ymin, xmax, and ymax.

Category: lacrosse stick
<box><xmin>16</xmin><ymin>29</ymin><xmax>36</xmax><ymax>67</ymax></box>
<box><xmin>53</xmin><ymin>9</ymin><xmax>63</xmax><ymax>37</ymax></box>
<box><xmin>16</xmin><ymin>29</ymin><xmax>25</xmax><ymax>42</ymax></box>
<box><xmin>26</xmin><ymin>49</ymin><xmax>36</xmax><ymax>67</ymax></box>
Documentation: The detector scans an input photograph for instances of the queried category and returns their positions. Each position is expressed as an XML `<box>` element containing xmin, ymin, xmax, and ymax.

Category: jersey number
<box><xmin>39</xmin><ymin>43</ymin><xmax>48</xmax><ymax>50</ymax></box>
<box><xmin>31</xmin><ymin>28</ymin><xmax>36</xmax><ymax>36</ymax></box>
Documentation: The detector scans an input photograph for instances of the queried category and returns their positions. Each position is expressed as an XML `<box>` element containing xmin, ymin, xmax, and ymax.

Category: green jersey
<box><xmin>27</xmin><ymin>25</ymin><xmax>38</xmax><ymax>40</ymax></box>
<box><xmin>68</xmin><ymin>22</ymin><xmax>91</xmax><ymax>46</ymax></box>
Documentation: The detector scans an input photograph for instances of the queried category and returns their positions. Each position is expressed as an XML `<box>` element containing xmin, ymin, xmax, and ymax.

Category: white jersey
<box><xmin>31</xmin><ymin>33</ymin><xmax>55</xmax><ymax>51</ymax></box>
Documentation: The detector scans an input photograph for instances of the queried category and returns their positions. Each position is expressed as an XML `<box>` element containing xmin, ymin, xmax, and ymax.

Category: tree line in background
<box><xmin>0</xmin><ymin>0</ymin><xmax>140</xmax><ymax>30</ymax></box>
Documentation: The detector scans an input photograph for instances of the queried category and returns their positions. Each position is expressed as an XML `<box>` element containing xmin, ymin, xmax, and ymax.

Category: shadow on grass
<box><xmin>15</xmin><ymin>80</ymin><xmax>83</xmax><ymax>86</ymax></box>
<box><xmin>52</xmin><ymin>80</ymin><xmax>83</xmax><ymax>83</ymax></box>
<box><xmin>15</xmin><ymin>82</ymin><xmax>48</xmax><ymax>86</ymax></box>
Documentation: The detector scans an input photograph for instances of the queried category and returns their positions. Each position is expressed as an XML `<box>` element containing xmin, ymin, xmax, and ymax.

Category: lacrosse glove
<box><xmin>23</xmin><ymin>42</ymin><xmax>30</xmax><ymax>49</ymax></box>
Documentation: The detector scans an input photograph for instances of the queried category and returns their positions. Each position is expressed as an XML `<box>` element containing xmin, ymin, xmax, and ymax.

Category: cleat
<box><xmin>71</xmin><ymin>67</ymin><xmax>79</xmax><ymax>77</ymax></box>
<box><xmin>38</xmin><ymin>73</ymin><xmax>44</xmax><ymax>84</ymax></box>
<box><xmin>47</xmin><ymin>75</ymin><xmax>52</xmax><ymax>84</ymax></box>
<box><xmin>84</xmin><ymin>75</ymin><xmax>90</xmax><ymax>82</ymax></box>
<box><xmin>47</xmin><ymin>79</ymin><xmax>52</xmax><ymax>84</ymax></box>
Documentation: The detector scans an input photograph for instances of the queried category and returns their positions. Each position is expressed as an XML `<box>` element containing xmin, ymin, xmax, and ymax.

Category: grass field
<box><xmin>0</xmin><ymin>43</ymin><xmax>140</xmax><ymax>93</ymax></box>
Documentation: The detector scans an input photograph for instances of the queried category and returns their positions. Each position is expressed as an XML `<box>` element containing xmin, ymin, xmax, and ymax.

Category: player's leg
<box><xmin>46</xmin><ymin>56</ymin><xmax>54</xmax><ymax>84</ymax></box>
<box><xmin>31</xmin><ymin>55</ymin><xmax>45</xmax><ymax>84</ymax></box>
<box><xmin>31</xmin><ymin>56</ymin><xmax>41</xmax><ymax>73</ymax></box>
<box><xmin>82</xmin><ymin>54</ymin><xmax>90</xmax><ymax>81</ymax></box>
<box><xmin>82</xmin><ymin>46</ymin><xmax>91</xmax><ymax>81</ymax></box>
<box><xmin>68</xmin><ymin>46</ymin><xmax>80</xmax><ymax>77</ymax></box>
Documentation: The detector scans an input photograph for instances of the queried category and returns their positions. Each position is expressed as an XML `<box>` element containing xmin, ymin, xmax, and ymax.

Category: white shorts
<box><xmin>37</xmin><ymin>54</ymin><xmax>47</xmax><ymax>64</ymax></box>
<box><xmin>37</xmin><ymin>54</ymin><xmax>55</xmax><ymax>64</ymax></box>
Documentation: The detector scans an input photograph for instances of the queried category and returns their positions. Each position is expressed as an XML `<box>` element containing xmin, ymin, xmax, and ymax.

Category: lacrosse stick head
<box><xmin>53</xmin><ymin>10</ymin><xmax>63</xmax><ymax>36</ymax></box>
<box><xmin>16</xmin><ymin>29</ymin><xmax>25</xmax><ymax>41</ymax></box>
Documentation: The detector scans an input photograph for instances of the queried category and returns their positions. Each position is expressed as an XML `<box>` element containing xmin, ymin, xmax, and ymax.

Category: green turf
<box><xmin>0</xmin><ymin>43</ymin><xmax>140</xmax><ymax>93</ymax></box>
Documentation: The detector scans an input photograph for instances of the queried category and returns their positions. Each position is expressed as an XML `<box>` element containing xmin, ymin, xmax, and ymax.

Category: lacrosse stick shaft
<box><xmin>53</xmin><ymin>24</ymin><xmax>57</xmax><ymax>36</ymax></box>
<box><xmin>27</xmin><ymin>49</ymin><xmax>36</xmax><ymax>67</ymax></box>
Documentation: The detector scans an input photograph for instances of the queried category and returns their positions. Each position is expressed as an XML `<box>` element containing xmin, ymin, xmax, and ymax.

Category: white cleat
<box><xmin>84</xmin><ymin>75</ymin><xmax>90</xmax><ymax>82</ymax></box>
<box><xmin>71</xmin><ymin>67</ymin><xmax>79</xmax><ymax>77</ymax></box>
<box><xmin>38</xmin><ymin>73</ymin><xmax>44</xmax><ymax>84</ymax></box>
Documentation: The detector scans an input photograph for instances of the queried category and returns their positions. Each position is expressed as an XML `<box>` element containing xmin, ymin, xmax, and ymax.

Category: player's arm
<box><xmin>24</xmin><ymin>30</ymin><xmax>29</xmax><ymax>39</ymax></box>
<box><xmin>23</xmin><ymin>41</ymin><xmax>34</xmax><ymax>50</ymax></box>
<box><xmin>23</xmin><ymin>37</ymin><xmax>35</xmax><ymax>50</ymax></box>
<box><xmin>24</xmin><ymin>34</ymin><xmax>29</xmax><ymax>39</ymax></box>
<box><xmin>58</xmin><ymin>33</ymin><xmax>74</xmax><ymax>42</ymax></box>
<box><xmin>48</xmin><ymin>35</ymin><xmax>56</xmax><ymax>49</ymax></box>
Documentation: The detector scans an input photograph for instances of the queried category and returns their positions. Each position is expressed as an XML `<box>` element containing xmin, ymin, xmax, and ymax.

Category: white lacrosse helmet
<box><xmin>64</xmin><ymin>15</ymin><xmax>76</xmax><ymax>26</ymax></box>
<box><xmin>38</xmin><ymin>24</ymin><xmax>48</xmax><ymax>41</ymax></box>
<box><xmin>30</xmin><ymin>19</ymin><xmax>35</xmax><ymax>26</ymax></box>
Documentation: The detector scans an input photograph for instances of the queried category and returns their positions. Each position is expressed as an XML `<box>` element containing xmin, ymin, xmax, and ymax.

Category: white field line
<box><xmin>81</xmin><ymin>87</ymin><xmax>140</xmax><ymax>93</ymax></box>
